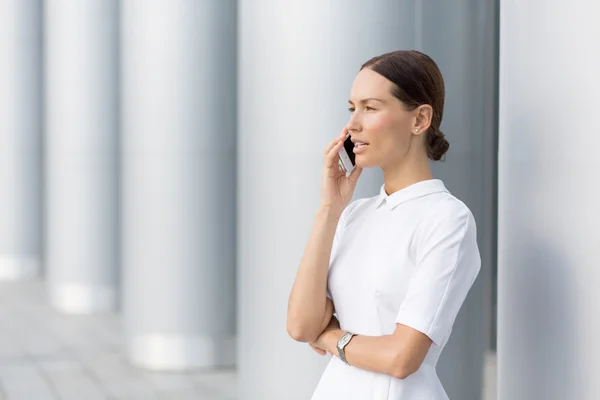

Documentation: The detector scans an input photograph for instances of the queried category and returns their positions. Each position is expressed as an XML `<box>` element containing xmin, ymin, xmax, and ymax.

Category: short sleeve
<box><xmin>394</xmin><ymin>201</ymin><xmax>481</xmax><ymax>346</ymax></box>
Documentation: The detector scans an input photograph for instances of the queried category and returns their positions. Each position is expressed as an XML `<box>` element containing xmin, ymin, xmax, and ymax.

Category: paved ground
<box><xmin>0</xmin><ymin>281</ymin><xmax>236</xmax><ymax>400</ymax></box>
<box><xmin>0</xmin><ymin>280</ymin><xmax>496</xmax><ymax>400</ymax></box>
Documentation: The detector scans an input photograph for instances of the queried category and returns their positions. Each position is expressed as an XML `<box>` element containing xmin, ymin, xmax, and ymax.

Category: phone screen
<box><xmin>343</xmin><ymin>136</ymin><xmax>356</xmax><ymax>166</ymax></box>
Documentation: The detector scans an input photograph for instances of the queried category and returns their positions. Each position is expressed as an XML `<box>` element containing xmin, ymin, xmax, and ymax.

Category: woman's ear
<box><xmin>413</xmin><ymin>105</ymin><xmax>433</xmax><ymax>135</ymax></box>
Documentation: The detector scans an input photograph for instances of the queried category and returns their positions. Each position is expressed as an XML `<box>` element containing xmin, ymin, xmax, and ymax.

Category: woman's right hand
<box><xmin>320</xmin><ymin>128</ymin><xmax>363</xmax><ymax>215</ymax></box>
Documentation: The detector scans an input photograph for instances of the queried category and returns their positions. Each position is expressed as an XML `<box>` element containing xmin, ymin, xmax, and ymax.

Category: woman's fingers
<box><xmin>324</xmin><ymin>128</ymin><xmax>348</xmax><ymax>156</ymax></box>
<box><xmin>309</xmin><ymin>343</ymin><xmax>326</xmax><ymax>356</ymax></box>
<box><xmin>325</xmin><ymin>138</ymin><xmax>346</xmax><ymax>169</ymax></box>
<box><xmin>324</xmin><ymin>137</ymin><xmax>341</xmax><ymax>156</ymax></box>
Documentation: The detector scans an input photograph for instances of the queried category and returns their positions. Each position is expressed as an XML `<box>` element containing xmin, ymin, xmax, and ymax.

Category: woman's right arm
<box><xmin>286</xmin><ymin>205</ymin><xmax>342</xmax><ymax>343</ymax></box>
<box><xmin>286</xmin><ymin>128</ymin><xmax>362</xmax><ymax>343</ymax></box>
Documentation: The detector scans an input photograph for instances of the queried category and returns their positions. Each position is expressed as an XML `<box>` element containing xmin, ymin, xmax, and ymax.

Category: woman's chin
<box><xmin>355</xmin><ymin>156</ymin><xmax>372</xmax><ymax>169</ymax></box>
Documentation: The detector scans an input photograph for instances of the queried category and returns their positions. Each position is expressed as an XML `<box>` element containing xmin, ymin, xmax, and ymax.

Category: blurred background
<box><xmin>1</xmin><ymin>1</ymin><xmax>599</xmax><ymax>400</ymax></box>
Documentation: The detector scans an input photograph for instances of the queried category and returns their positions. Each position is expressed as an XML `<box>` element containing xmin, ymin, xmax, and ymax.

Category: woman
<box><xmin>286</xmin><ymin>50</ymin><xmax>481</xmax><ymax>400</ymax></box>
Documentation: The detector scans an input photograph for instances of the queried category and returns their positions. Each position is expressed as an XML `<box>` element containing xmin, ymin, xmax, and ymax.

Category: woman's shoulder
<box><xmin>434</xmin><ymin>191</ymin><xmax>474</xmax><ymax>219</ymax></box>
<box><xmin>417</xmin><ymin>191</ymin><xmax>478</xmax><ymax>239</ymax></box>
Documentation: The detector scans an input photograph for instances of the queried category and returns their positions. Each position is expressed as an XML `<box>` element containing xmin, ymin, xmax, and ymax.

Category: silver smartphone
<box><xmin>337</xmin><ymin>134</ymin><xmax>356</xmax><ymax>174</ymax></box>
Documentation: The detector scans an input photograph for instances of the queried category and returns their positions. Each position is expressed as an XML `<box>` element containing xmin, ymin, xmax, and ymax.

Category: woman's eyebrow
<box><xmin>348</xmin><ymin>97</ymin><xmax>386</xmax><ymax>104</ymax></box>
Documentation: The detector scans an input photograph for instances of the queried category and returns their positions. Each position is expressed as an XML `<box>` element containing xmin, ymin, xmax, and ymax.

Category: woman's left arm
<box><xmin>313</xmin><ymin>320</ymin><xmax>432</xmax><ymax>379</ymax></box>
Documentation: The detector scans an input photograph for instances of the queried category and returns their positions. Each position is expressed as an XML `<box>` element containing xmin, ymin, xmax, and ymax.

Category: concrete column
<box><xmin>420</xmin><ymin>1</ymin><xmax>498</xmax><ymax>399</ymax></box>
<box><xmin>120</xmin><ymin>0</ymin><xmax>237</xmax><ymax>370</ymax></box>
<box><xmin>237</xmin><ymin>2</ymin><xmax>420</xmax><ymax>398</ymax></box>
<box><xmin>498</xmin><ymin>2</ymin><xmax>600</xmax><ymax>399</ymax></box>
<box><xmin>0</xmin><ymin>1</ymin><xmax>43</xmax><ymax>281</ymax></box>
<box><xmin>44</xmin><ymin>1</ymin><xmax>119</xmax><ymax>313</ymax></box>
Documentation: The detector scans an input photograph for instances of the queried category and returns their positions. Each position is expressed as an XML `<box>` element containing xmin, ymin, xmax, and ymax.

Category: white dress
<box><xmin>311</xmin><ymin>179</ymin><xmax>481</xmax><ymax>400</ymax></box>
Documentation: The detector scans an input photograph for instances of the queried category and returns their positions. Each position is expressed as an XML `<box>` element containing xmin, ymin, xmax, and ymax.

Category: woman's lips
<box><xmin>354</xmin><ymin>143</ymin><xmax>368</xmax><ymax>153</ymax></box>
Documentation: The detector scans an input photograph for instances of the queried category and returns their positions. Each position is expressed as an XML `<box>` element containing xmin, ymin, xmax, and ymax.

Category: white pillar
<box><xmin>120</xmin><ymin>0</ymin><xmax>237</xmax><ymax>370</ymax></box>
<box><xmin>237</xmin><ymin>2</ymin><xmax>421</xmax><ymax>398</ymax></box>
<box><xmin>420</xmin><ymin>1</ymin><xmax>498</xmax><ymax>399</ymax></box>
<box><xmin>498</xmin><ymin>2</ymin><xmax>600</xmax><ymax>399</ymax></box>
<box><xmin>0</xmin><ymin>0</ymin><xmax>43</xmax><ymax>281</ymax></box>
<box><xmin>44</xmin><ymin>1</ymin><xmax>119</xmax><ymax>313</ymax></box>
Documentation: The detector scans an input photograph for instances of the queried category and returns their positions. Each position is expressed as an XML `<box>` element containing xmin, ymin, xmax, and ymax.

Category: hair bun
<box><xmin>427</xmin><ymin>129</ymin><xmax>450</xmax><ymax>161</ymax></box>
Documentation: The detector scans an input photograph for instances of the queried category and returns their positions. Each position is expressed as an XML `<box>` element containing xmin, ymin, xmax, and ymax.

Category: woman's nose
<box><xmin>346</xmin><ymin>115</ymin><xmax>361</xmax><ymax>133</ymax></box>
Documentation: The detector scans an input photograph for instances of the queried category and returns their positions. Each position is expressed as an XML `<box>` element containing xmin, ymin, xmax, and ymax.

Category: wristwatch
<box><xmin>336</xmin><ymin>331</ymin><xmax>357</xmax><ymax>366</ymax></box>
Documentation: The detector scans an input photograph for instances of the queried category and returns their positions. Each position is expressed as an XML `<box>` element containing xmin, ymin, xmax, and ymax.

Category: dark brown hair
<box><xmin>361</xmin><ymin>50</ymin><xmax>449</xmax><ymax>161</ymax></box>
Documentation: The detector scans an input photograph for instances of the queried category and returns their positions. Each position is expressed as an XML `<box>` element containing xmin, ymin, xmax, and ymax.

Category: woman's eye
<box><xmin>348</xmin><ymin>106</ymin><xmax>375</xmax><ymax>112</ymax></box>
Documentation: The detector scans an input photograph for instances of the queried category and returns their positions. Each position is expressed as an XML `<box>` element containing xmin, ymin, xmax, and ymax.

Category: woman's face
<box><xmin>346</xmin><ymin>68</ymin><xmax>423</xmax><ymax>169</ymax></box>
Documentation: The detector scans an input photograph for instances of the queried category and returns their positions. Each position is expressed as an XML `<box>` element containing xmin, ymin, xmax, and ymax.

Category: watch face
<box><xmin>338</xmin><ymin>333</ymin><xmax>351</xmax><ymax>347</ymax></box>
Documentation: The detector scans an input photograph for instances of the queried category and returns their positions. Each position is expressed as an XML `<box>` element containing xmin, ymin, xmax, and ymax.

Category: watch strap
<box><xmin>337</xmin><ymin>332</ymin><xmax>356</xmax><ymax>365</ymax></box>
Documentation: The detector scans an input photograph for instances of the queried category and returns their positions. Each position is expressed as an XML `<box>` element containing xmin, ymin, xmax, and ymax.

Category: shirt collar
<box><xmin>374</xmin><ymin>179</ymin><xmax>449</xmax><ymax>210</ymax></box>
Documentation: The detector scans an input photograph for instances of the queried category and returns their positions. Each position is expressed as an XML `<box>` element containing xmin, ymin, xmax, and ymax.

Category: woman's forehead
<box><xmin>349</xmin><ymin>69</ymin><xmax>394</xmax><ymax>101</ymax></box>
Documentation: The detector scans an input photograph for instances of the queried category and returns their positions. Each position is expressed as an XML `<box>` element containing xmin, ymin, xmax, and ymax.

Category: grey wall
<box><xmin>498</xmin><ymin>1</ymin><xmax>600</xmax><ymax>399</ymax></box>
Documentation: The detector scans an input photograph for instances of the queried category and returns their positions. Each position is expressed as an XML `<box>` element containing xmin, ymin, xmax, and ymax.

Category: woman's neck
<box><xmin>381</xmin><ymin>153</ymin><xmax>433</xmax><ymax>195</ymax></box>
